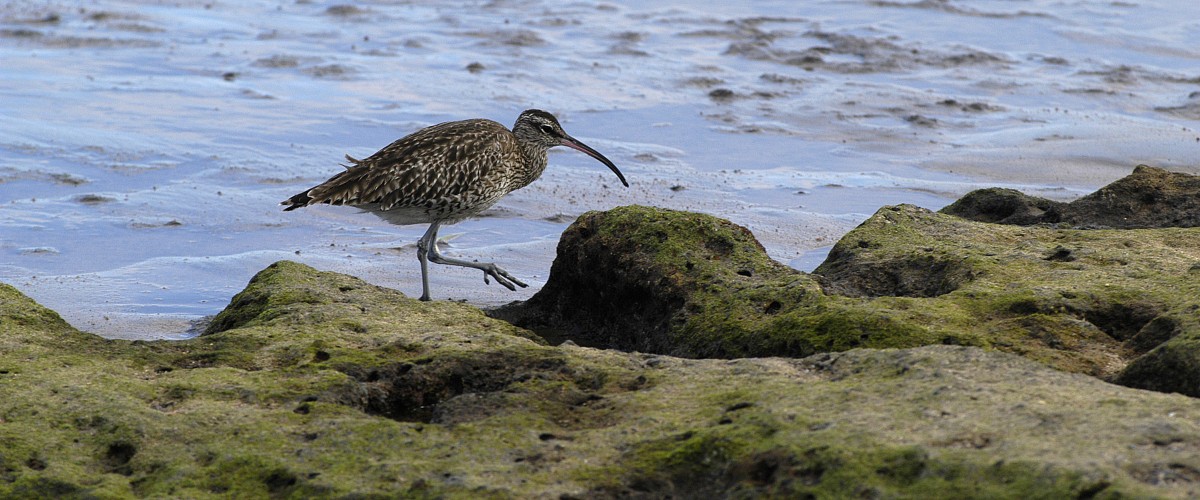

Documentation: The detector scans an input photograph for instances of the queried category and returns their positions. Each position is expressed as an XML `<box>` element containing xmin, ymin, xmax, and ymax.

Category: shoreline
<box><xmin>6</xmin><ymin>165</ymin><xmax>1200</xmax><ymax>495</ymax></box>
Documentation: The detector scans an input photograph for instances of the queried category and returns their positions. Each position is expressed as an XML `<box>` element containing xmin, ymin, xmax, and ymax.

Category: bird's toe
<box><xmin>480</xmin><ymin>264</ymin><xmax>526</xmax><ymax>291</ymax></box>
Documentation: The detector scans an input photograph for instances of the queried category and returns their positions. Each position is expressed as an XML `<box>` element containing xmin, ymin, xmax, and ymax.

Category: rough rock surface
<box><xmin>817</xmin><ymin>203</ymin><xmax>1200</xmax><ymax>391</ymax></box>
<box><xmin>942</xmin><ymin>164</ymin><xmax>1200</xmax><ymax>228</ymax></box>
<box><xmin>4</xmin><ymin>264</ymin><xmax>1200</xmax><ymax>497</ymax></box>
<box><xmin>8</xmin><ymin>164</ymin><xmax>1200</xmax><ymax>496</ymax></box>
<box><xmin>492</xmin><ymin>202</ymin><xmax>1200</xmax><ymax>385</ymax></box>
<box><xmin>490</xmin><ymin>207</ymin><xmax>838</xmax><ymax>358</ymax></box>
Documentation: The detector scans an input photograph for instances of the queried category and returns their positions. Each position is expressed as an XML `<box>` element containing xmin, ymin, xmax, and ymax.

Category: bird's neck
<box><xmin>515</xmin><ymin>143</ymin><xmax>549</xmax><ymax>189</ymax></box>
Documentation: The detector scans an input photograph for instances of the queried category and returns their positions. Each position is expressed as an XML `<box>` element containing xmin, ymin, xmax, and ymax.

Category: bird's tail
<box><xmin>281</xmin><ymin>191</ymin><xmax>312</xmax><ymax>211</ymax></box>
<box><xmin>282</xmin><ymin>154</ymin><xmax>366</xmax><ymax>210</ymax></box>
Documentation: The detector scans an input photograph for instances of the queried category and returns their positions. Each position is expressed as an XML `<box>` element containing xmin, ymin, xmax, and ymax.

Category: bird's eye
<box><xmin>539</xmin><ymin>124</ymin><xmax>556</xmax><ymax>135</ymax></box>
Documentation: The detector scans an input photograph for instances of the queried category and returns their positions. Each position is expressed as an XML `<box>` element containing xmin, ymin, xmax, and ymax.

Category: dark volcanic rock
<box><xmin>1064</xmin><ymin>164</ymin><xmax>1200</xmax><ymax>228</ymax></box>
<box><xmin>942</xmin><ymin>165</ymin><xmax>1200</xmax><ymax>228</ymax></box>
<box><xmin>939</xmin><ymin>187</ymin><xmax>1064</xmax><ymax>225</ymax></box>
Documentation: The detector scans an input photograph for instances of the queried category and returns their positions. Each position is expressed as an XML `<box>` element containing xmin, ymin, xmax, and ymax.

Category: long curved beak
<box><xmin>559</xmin><ymin>135</ymin><xmax>629</xmax><ymax>187</ymax></box>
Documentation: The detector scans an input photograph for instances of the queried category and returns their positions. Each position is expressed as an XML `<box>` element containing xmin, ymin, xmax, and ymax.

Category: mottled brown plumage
<box><xmin>282</xmin><ymin>109</ymin><xmax>628</xmax><ymax>301</ymax></box>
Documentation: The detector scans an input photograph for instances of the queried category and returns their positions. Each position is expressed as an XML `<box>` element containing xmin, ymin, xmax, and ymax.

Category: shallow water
<box><xmin>2</xmin><ymin>0</ymin><xmax>1198</xmax><ymax>339</ymax></box>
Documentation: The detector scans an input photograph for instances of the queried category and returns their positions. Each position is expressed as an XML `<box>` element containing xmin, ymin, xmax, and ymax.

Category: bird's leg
<box><xmin>415</xmin><ymin>222</ymin><xmax>438</xmax><ymax>301</ymax></box>
<box><xmin>424</xmin><ymin>227</ymin><xmax>528</xmax><ymax>292</ymax></box>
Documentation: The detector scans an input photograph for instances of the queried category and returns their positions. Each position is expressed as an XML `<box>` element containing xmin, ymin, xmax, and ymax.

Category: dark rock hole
<box><xmin>264</xmin><ymin>469</ymin><xmax>298</xmax><ymax>494</ymax></box>
<box><xmin>1044</xmin><ymin>246</ymin><xmax>1075</xmax><ymax>262</ymax></box>
<box><xmin>104</xmin><ymin>442</ymin><xmax>137</xmax><ymax>475</ymax></box>
<box><xmin>1080</xmin><ymin>302</ymin><xmax>1163</xmax><ymax>342</ymax></box>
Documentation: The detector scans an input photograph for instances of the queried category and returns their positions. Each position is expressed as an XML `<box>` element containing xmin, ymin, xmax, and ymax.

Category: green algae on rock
<box><xmin>806</xmin><ymin>200</ymin><xmax>1200</xmax><ymax>384</ymax></box>
<box><xmin>490</xmin><ymin>205</ymin><xmax>946</xmax><ymax>359</ymax></box>
<box><xmin>3</xmin><ymin>263</ymin><xmax>1200</xmax><ymax>497</ymax></box>
<box><xmin>832</xmin><ymin>192</ymin><xmax>1200</xmax><ymax>394</ymax></box>
<box><xmin>493</xmin><ymin>201</ymin><xmax>1200</xmax><ymax>390</ymax></box>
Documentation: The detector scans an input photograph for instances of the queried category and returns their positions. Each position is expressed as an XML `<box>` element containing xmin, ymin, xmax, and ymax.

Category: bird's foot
<box><xmin>480</xmin><ymin>264</ymin><xmax>528</xmax><ymax>291</ymax></box>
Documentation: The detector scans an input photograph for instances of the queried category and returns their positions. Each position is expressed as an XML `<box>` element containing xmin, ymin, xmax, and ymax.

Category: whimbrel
<box><xmin>282</xmin><ymin>109</ymin><xmax>629</xmax><ymax>301</ymax></box>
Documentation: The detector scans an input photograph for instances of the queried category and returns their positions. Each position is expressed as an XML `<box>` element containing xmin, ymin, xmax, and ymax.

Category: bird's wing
<box><xmin>295</xmin><ymin>119</ymin><xmax>511</xmax><ymax>210</ymax></box>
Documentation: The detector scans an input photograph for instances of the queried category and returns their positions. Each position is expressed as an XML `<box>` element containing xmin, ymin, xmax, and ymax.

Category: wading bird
<box><xmin>282</xmin><ymin>109</ymin><xmax>628</xmax><ymax>301</ymax></box>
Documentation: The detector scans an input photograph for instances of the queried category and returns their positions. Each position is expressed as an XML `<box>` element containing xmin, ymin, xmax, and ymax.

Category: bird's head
<box><xmin>514</xmin><ymin>109</ymin><xmax>629</xmax><ymax>188</ymax></box>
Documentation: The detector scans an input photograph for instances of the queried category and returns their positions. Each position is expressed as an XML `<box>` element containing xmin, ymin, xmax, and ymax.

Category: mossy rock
<box><xmin>943</xmin><ymin>164</ymin><xmax>1200</xmax><ymax>228</ymax></box>
<box><xmin>799</xmin><ymin>201</ymin><xmax>1200</xmax><ymax>382</ymax></box>
<box><xmin>493</xmin><ymin>201</ymin><xmax>1200</xmax><ymax>391</ymax></box>
<box><xmin>491</xmin><ymin>206</ymin><xmax>955</xmax><ymax>359</ymax></box>
<box><xmin>3</xmin><ymin>264</ymin><xmax>1200</xmax><ymax>497</ymax></box>
<box><xmin>822</xmin><ymin>202</ymin><xmax>1200</xmax><ymax>390</ymax></box>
